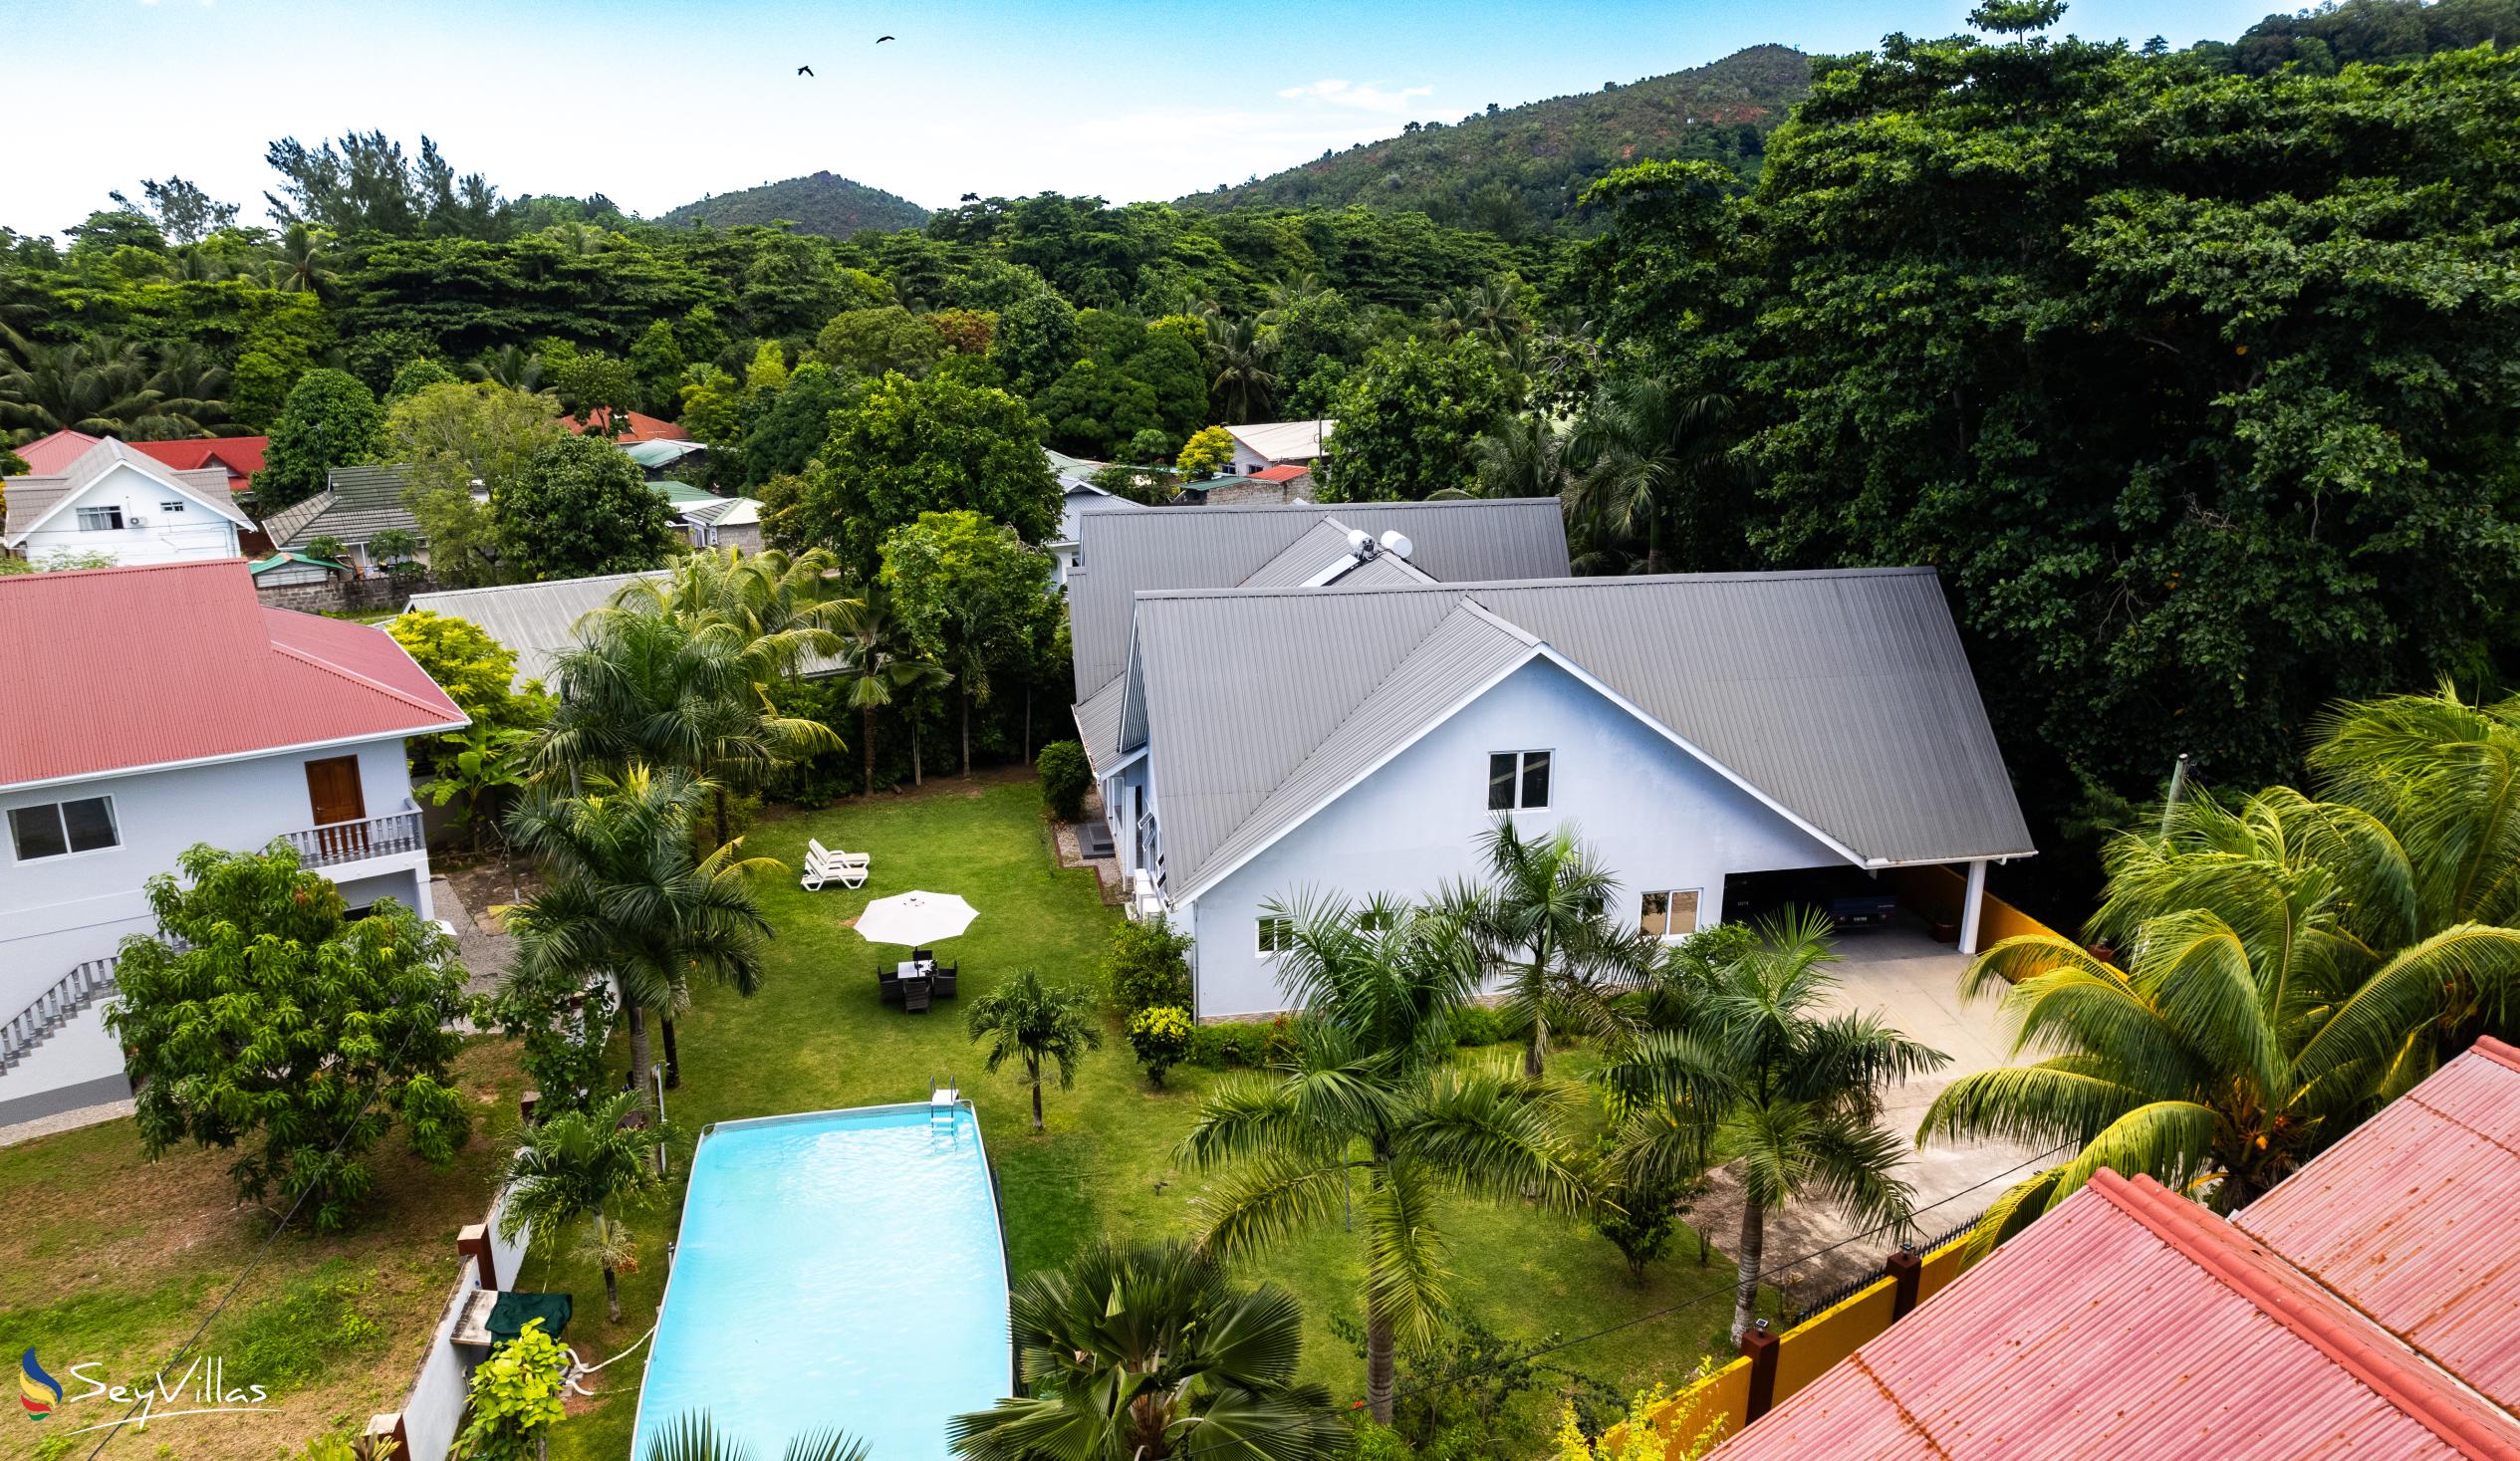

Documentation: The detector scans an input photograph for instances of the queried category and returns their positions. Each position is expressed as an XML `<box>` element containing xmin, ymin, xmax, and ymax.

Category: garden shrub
<box><xmin>1128</xmin><ymin>1005</ymin><xmax>1194</xmax><ymax>1087</ymax></box>
<box><xmin>453</xmin><ymin>1318</ymin><xmax>570</xmax><ymax>1461</ymax></box>
<box><xmin>1038</xmin><ymin>739</ymin><xmax>1091</xmax><ymax>822</ymax></box>
<box><xmin>1447</xmin><ymin>1004</ymin><xmax>1505</xmax><ymax>1048</ymax></box>
<box><xmin>1107</xmin><ymin>915</ymin><xmax>1193</xmax><ymax>1014</ymax></box>
<box><xmin>1187</xmin><ymin>1020</ymin><xmax>1270</xmax><ymax>1069</ymax></box>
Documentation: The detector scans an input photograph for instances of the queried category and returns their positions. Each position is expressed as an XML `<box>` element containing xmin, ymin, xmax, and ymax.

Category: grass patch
<box><xmin>540</xmin><ymin>779</ymin><xmax>1756</xmax><ymax>1461</ymax></box>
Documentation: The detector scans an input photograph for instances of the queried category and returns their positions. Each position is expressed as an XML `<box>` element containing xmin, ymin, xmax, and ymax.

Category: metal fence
<box><xmin>1788</xmin><ymin>1211</ymin><xmax>1984</xmax><ymax>1325</ymax></box>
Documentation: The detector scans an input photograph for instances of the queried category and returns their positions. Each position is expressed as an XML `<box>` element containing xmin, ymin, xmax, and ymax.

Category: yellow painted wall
<box><xmin>1890</xmin><ymin>864</ymin><xmax>2081</xmax><ymax>977</ymax></box>
<box><xmin>1609</xmin><ymin>1234</ymin><xmax>1982</xmax><ymax>1452</ymax></box>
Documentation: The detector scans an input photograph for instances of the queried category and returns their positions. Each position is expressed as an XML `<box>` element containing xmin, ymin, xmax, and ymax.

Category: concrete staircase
<box><xmin>0</xmin><ymin>957</ymin><xmax>118</xmax><ymax>1077</ymax></box>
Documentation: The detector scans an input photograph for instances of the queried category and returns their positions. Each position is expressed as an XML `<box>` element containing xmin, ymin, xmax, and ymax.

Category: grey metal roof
<box><xmin>405</xmin><ymin>572</ymin><xmax>670</xmax><ymax>689</ymax></box>
<box><xmin>2</xmin><ymin>476</ymin><xmax>70</xmax><ymax>542</ymax></box>
<box><xmin>1072</xmin><ymin>675</ymin><xmax>1129</xmax><ymax>777</ymax></box>
<box><xmin>1126</xmin><ymin>569</ymin><xmax>2036</xmax><ymax>897</ymax></box>
<box><xmin>265</xmin><ymin>464</ymin><xmax>425</xmax><ymax>551</ymax></box>
<box><xmin>1067</xmin><ymin>497</ymin><xmax>1570</xmax><ymax>700</ymax></box>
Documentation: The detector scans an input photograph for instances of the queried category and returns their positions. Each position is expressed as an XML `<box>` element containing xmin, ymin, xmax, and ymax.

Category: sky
<box><xmin>9</xmin><ymin>0</ymin><xmax>2286</xmax><ymax>238</ymax></box>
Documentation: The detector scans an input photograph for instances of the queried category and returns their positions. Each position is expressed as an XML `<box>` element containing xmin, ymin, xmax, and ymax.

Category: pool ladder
<box><xmin>930</xmin><ymin>1076</ymin><xmax>961</xmax><ymax>1118</ymax></box>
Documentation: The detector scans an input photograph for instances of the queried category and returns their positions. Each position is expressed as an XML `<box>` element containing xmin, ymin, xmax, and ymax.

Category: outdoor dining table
<box><xmin>893</xmin><ymin>961</ymin><xmax>935</xmax><ymax>984</ymax></box>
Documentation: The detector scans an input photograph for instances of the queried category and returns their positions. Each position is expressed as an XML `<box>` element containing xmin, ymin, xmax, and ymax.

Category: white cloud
<box><xmin>1273</xmin><ymin>78</ymin><xmax>1434</xmax><ymax>114</ymax></box>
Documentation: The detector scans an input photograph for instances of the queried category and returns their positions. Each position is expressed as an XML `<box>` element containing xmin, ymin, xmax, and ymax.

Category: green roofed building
<box><xmin>260</xmin><ymin>465</ymin><xmax>428</xmax><ymax>578</ymax></box>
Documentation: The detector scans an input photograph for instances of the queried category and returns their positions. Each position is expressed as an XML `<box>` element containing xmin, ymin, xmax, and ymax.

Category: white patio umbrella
<box><xmin>853</xmin><ymin>890</ymin><xmax>979</xmax><ymax>949</ymax></box>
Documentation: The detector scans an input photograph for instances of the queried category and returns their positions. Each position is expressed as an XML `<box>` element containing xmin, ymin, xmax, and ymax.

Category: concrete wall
<box><xmin>0</xmin><ymin>737</ymin><xmax>429</xmax><ymax>1123</ymax></box>
<box><xmin>395</xmin><ymin>1191</ymin><xmax>534</xmax><ymax>1461</ymax></box>
<box><xmin>14</xmin><ymin>461</ymin><xmax>241</xmax><ymax>566</ymax></box>
<box><xmin>254</xmin><ymin>574</ymin><xmax>436</xmax><ymax>616</ymax></box>
<box><xmin>1176</xmin><ymin>656</ymin><xmax>1848</xmax><ymax>1018</ymax></box>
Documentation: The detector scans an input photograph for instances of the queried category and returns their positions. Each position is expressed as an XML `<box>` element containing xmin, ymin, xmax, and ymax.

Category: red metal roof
<box><xmin>1252</xmin><ymin>463</ymin><xmax>1313</xmax><ymax>482</ymax></box>
<box><xmin>2237</xmin><ymin>1037</ymin><xmax>2520</xmax><ymax>1417</ymax></box>
<box><xmin>132</xmin><ymin>435</ymin><xmax>269</xmax><ymax>492</ymax></box>
<box><xmin>564</xmin><ymin>408</ymin><xmax>691</xmax><ymax>443</ymax></box>
<box><xmin>1713</xmin><ymin>1168</ymin><xmax>2520</xmax><ymax>1460</ymax></box>
<box><xmin>0</xmin><ymin>561</ymin><xmax>466</xmax><ymax>791</ymax></box>
<box><xmin>12</xmin><ymin>429</ymin><xmax>105</xmax><ymax>474</ymax></box>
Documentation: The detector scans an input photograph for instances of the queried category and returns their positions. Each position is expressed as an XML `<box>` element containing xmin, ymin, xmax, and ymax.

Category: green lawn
<box><xmin>545</xmin><ymin>777</ymin><xmax>1750</xmax><ymax>1461</ymax></box>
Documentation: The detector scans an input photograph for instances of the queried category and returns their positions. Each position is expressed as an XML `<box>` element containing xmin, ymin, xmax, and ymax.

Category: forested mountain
<box><xmin>1177</xmin><ymin>45</ymin><xmax>1810</xmax><ymax>236</ymax></box>
<box><xmin>655</xmin><ymin>171</ymin><xmax>931</xmax><ymax>236</ymax></box>
<box><xmin>2189</xmin><ymin>0</ymin><xmax>2517</xmax><ymax>74</ymax></box>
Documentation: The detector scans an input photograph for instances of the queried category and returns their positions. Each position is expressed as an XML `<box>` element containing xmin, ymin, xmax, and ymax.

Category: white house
<box><xmin>1081</xmin><ymin>562</ymin><xmax>2035</xmax><ymax>1020</ymax></box>
<box><xmin>1223</xmin><ymin>419</ymin><xmax>1333</xmax><ymax>478</ymax></box>
<box><xmin>2</xmin><ymin>436</ymin><xmax>254</xmax><ymax>568</ymax></box>
<box><xmin>0</xmin><ymin>560</ymin><xmax>467</xmax><ymax>1128</ymax></box>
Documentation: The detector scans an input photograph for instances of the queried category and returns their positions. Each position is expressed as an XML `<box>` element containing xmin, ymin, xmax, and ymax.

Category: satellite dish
<box><xmin>1380</xmin><ymin>531</ymin><xmax>1414</xmax><ymax>560</ymax></box>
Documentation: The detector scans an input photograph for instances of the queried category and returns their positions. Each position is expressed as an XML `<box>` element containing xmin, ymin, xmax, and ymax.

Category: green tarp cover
<box><xmin>487</xmin><ymin>1290</ymin><xmax>574</xmax><ymax>1345</ymax></box>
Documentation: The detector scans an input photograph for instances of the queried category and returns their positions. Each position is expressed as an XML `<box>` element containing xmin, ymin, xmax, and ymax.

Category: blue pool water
<box><xmin>631</xmin><ymin>1104</ymin><xmax>1012</xmax><ymax>1460</ymax></box>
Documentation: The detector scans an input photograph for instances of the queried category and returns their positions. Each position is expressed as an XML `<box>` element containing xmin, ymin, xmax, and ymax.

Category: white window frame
<box><xmin>75</xmin><ymin>505</ymin><xmax>126</xmax><ymax>532</ymax></box>
<box><xmin>1256</xmin><ymin>915</ymin><xmax>1294</xmax><ymax>957</ymax></box>
<box><xmin>1486</xmin><ymin>749</ymin><xmax>1553</xmax><ymax>812</ymax></box>
<box><xmin>8</xmin><ymin>795</ymin><xmax>122</xmax><ymax>863</ymax></box>
<box><xmin>1639</xmin><ymin>888</ymin><xmax>1704</xmax><ymax>941</ymax></box>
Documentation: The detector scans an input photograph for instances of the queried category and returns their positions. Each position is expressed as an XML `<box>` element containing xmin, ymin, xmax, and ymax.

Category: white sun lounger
<box><xmin>800</xmin><ymin>839</ymin><xmax>871</xmax><ymax>891</ymax></box>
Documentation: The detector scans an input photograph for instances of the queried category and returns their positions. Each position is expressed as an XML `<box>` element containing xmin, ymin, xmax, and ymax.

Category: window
<box><xmin>1486</xmin><ymin>750</ymin><xmax>1552</xmax><ymax>811</ymax></box>
<box><xmin>75</xmin><ymin>505</ymin><xmax>126</xmax><ymax>532</ymax></box>
<box><xmin>9</xmin><ymin>797</ymin><xmax>119</xmax><ymax>861</ymax></box>
<box><xmin>1640</xmin><ymin>889</ymin><xmax>1702</xmax><ymax>939</ymax></box>
<box><xmin>159</xmin><ymin>500</ymin><xmax>186</xmax><ymax>513</ymax></box>
<box><xmin>1257</xmin><ymin>916</ymin><xmax>1295</xmax><ymax>956</ymax></box>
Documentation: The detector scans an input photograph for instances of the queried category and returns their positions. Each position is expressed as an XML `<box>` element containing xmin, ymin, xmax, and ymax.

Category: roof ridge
<box><xmin>1108</xmin><ymin>496</ymin><xmax>1561</xmax><ymax>521</ymax></box>
<box><xmin>269</xmin><ymin>626</ymin><xmax>463</xmax><ymax>722</ymax></box>
<box><xmin>2473</xmin><ymin>1035</ymin><xmax>2520</xmax><ymax>1075</ymax></box>
<box><xmin>1134</xmin><ymin>566</ymin><xmax>1938</xmax><ymax>604</ymax></box>
<box><xmin>2091</xmin><ymin>1170</ymin><xmax>2520</xmax><ymax>1459</ymax></box>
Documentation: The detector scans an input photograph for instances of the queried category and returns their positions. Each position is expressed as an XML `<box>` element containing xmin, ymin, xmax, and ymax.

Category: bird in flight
<box><xmin>797</xmin><ymin>64</ymin><xmax>815</xmax><ymax>76</ymax></box>
<box><xmin>877</xmin><ymin>35</ymin><xmax>895</xmax><ymax>43</ymax></box>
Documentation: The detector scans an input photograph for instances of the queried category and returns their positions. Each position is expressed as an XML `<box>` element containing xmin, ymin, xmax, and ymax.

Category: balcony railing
<box><xmin>282</xmin><ymin>811</ymin><xmax>424</xmax><ymax>869</ymax></box>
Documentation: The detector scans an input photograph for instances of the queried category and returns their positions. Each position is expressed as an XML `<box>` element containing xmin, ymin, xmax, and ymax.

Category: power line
<box><xmin>80</xmin><ymin>927</ymin><xmax>469</xmax><ymax>1461</ymax></box>
<box><xmin>1169</xmin><ymin>1139</ymin><xmax>2072</xmax><ymax>1460</ymax></box>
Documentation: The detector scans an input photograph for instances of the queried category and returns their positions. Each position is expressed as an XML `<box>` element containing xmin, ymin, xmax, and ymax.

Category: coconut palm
<box><xmin>0</xmin><ymin>334</ymin><xmax>163</xmax><ymax>437</ymax></box>
<box><xmin>1564</xmin><ymin>378</ymin><xmax>1734</xmax><ymax>575</ymax></box>
<box><xmin>135</xmin><ymin>340</ymin><xmax>231</xmax><ymax>436</ymax></box>
<box><xmin>643</xmin><ymin>1414</ymin><xmax>866</xmax><ymax>1461</ymax></box>
<box><xmin>503</xmin><ymin>766</ymin><xmax>777</xmax><ymax>1111</ymax></box>
<box><xmin>1180</xmin><ymin>891</ymin><xmax>1592</xmax><ymax>1425</ymax></box>
<box><xmin>830</xmin><ymin>589</ymin><xmax>949</xmax><ymax>798</ymax></box>
<box><xmin>1921</xmin><ymin>783</ymin><xmax>2520</xmax><ymax>1244</ymax></box>
<box><xmin>1205</xmin><ymin>316</ymin><xmax>1281</xmax><ymax>424</ymax></box>
<box><xmin>494</xmin><ymin>1090</ymin><xmax>662</xmax><ymax>1322</ymax></box>
<box><xmin>949</xmin><ymin>1238</ymin><xmax>1342</xmax><ymax>1461</ymax></box>
<box><xmin>2310</xmin><ymin>685</ymin><xmax>2520</xmax><ymax>934</ymax></box>
<box><xmin>1601</xmin><ymin>908</ymin><xmax>1945</xmax><ymax>1341</ymax></box>
<box><xmin>966</xmin><ymin>970</ymin><xmax>1104</xmax><ymax>1132</ymax></box>
<box><xmin>470</xmin><ymin>343</ymin><xmax>549</xmax><ymax>394</ymax></box>
<box><xmin>271</xmin><ymin>222</ymin><xmax>338</xmax><ymax>296</ymax></box>
<box><xmin>1436</xmin><ymin>819</ymin><xmax>1643</xmax><ymax>1076</ymax></box>
<box><xmin>539</xmin><ymin>593</ymin><xmax>840</xmax><ymax>847</ymax></box>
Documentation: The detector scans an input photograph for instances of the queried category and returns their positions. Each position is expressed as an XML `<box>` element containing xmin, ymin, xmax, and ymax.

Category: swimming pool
<box><xmin>631</xmin><ymin>1102</ymin><xmax>1013</xmax><ymax>1460</ymax></box>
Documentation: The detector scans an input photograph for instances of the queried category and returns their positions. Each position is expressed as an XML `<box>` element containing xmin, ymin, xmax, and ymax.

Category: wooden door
<box><xmin>305</xmin><ymin>756</ymin><xmax>368</xmax><ymax>860</ymax></box>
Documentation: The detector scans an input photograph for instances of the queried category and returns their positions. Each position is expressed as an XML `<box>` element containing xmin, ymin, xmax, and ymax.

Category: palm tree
<box><xmin>495</xmin><ymin>1090</ymin><xmax>662</xmax><ymax>1322</ymax></box>
<box><xmin>1205</xmin><ymin>316</ymin><xmax>1280</xmax><ymax>424</ymax></box>
<box><xmin>1180</xmin><ymin>891</ymin><xmax>1592</xmax><ymax>1425</ymax></box>
<box><xmin>965</xmin><ymin>970</ymin><xmax>1104</xmax><ymax>1132</ymax></box>
<box><xmin>503</xmin><ymin>766</ymin><xmax>778</xmax><ymax>1110</ymax></box>
<box><xmin>1436</xmin><ymin>819</ymin><xmax>1642</xmax><ymax>1076</ymax></box>
<box><xmin>643</xmin><ymin>1414</ymin><xmax>866</xmax><ymax>1461</ymax></box>
<box><xmin>1564</xmin><ymin>378</ymin><xmax>1734</xmax><ymax>575</ymax></box>
<box><xmin>540</xmin><ymin>593</ymin><xmax>840</xmax><ymax>847</ymax></box>
<box><xmin>136</xmin><ymin>340</ymin><xmax>230</xmax><ymax>437</ymax></box>
<box><xmin>0</xmin><ymin>334</ymin><xmax>163</xmax><ymax>437</ymax></box>
<box><xmin>1601</xmin><ymin>908</ymin><xmax>1945</xmax><ymax>1341</ymax></box>
<box><xmin>470</xmin><ymin>343</ymin><xmax>548</xmax><ymax>394</ymax></box>
<box><xmin>830</xmin><ymin>589</ymin><xmax>949</xmax><ymax>798</ymax></box>
<box><xmin>1920</xmin><ymin>784</ymin><xmax>2520</xmax><ymax>1243</ymax></box>
<box><xmin>271</xmin><ymin>222</ymin><xmax>338</xmax><ymax>296</ymax></box>
<box><xmin>950</xmin><ymin>1238</ymin><xmax>1342</xmax><ymax>1461</ymax></box>
<box><xmin>2310</xmin><ymin>685</ymin><xmax>2520</xmax><ymax>933</ymax></box>
<box><xmin>1465</xmin><ymin>414</ymin><xmax>1572</xmax><ymax>501</ymax></box>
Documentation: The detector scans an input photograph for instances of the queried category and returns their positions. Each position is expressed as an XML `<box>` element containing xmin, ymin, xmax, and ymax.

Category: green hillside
<box><xmin>1179</xmin><ymin>44</ymin><xmax>1810</xmax><ymax>235</ymax></box>
<box><xmin>657</xmin><ymin>170</ymin><xmax>931</xmax><ymax>236</ymax></box>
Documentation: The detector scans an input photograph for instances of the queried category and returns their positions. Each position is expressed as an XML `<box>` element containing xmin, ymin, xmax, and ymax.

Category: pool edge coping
<box><xmin>626</xmin><ymin>1096</ymin><xmax>1016</xmax><ymax>1456</ymax></box>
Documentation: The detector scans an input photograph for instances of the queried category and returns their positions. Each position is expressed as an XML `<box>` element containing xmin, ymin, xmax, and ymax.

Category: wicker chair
<box><xmin>900</xmin><ymin>977</ymin><xmax>932</xmax><ymax>1014</ymax></box>
<box><xmin>931</xmin><ymin>965</ymin><xmax>958</xmax><ymax>999</ymax></box>
<box><xmin>878</xmin><ymin>966</ymin><xmax>901</xmax><ymax>1006</ymax></box>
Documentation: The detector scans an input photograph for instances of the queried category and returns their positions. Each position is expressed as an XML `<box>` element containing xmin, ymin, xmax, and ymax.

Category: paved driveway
<box><xmin>1689</xmin><ymin>918</ymin><xmax>2055</xmax><ymax>1309</ymax></box>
